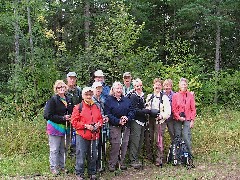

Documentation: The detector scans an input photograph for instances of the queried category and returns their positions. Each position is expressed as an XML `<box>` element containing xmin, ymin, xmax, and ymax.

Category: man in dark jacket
<box><xmin>66</xmin><ymin>72</ymin><xmax>82</xmax><ymax>157</ymax></box>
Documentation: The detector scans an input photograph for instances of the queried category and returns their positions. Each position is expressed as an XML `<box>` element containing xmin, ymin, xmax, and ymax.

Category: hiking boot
<box><xmin>130</xmin><ymin>162</ymin><xmax>142</xmax><ymax>169</ymax></box>
<box><xmin>108</xmin><ymin>165</ymin><xmax>115</xmax><ymax>172</ymax></box>
<box><xmin>120</xmin><ymin>164</ymin><xmax>127</xmax><ymax>170</ymax></box>
<box><xmin>90</xmin><ymin>174</ymin><xmax>97</xmax><ymax>180</ymax></box>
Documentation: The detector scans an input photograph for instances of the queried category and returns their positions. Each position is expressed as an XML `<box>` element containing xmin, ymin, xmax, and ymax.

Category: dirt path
<box><xmin>12</xmin><ymin>159</ymin><xmax>240</xmax><ymax>180</ymax></box>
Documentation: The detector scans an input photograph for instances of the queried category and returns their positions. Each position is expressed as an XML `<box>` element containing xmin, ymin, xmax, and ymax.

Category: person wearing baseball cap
<box><xmin>122</xmin><ymin>72</ymin><xmax>133</xmax><ymax>96</ymax></box>
<box><xmin>93</xmin><ymin>70</ymin><xmax>110</xmax><ymax>103</ymax></box>
<box><xmin>92</xmin><ymin>81</ymin><xmax>109</xmax><ymax>172</ymax></box>
<box><xmin>71</xmin><ymin>87</ymin><xmax>103</xmax><ymax>180</ymax></box>
<box><xmin>66</xmin><ymin>72</ymin><xmax>82</xmax><ymax>158</ymax></box>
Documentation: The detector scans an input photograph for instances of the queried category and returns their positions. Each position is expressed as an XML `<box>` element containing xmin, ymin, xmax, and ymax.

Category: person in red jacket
<box><xmin>71</xmin><ymin>87</ymin><xmax>103</xmax><ymax>180</ymax></box>
<box><xmin>172</xmin><ymin>78</ymin><xmax>196</xmax><ymax>155</ymax></box>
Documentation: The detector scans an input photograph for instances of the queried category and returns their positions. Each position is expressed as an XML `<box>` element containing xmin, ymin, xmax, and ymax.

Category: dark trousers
<box><xmin>144</xmin><ymin>117</ymin><xmax>156</xmax><ymax>161</ymax></box>
<box><xmin>108</xmin><ymin>126</ymin><xmax>130</xmax><ymax>167</ymax></box>
<box><xmin>174</xmin><ymin>120</ymin><xmax>192</xmax><ymax>154</ymax></box>
<box><xmin>166</xmin><ymin>116</ymin><xmax>175</xmax><ymax>142</ymax></box>
<box><xmin>75</xmin><ymin>135</ymin><xmax>98</xmax><ymax>176</ymax></box>
<box><xmin>129</xmin><ymin>120</ymin><xmax>145</xmax><ymax>164</ymax></box>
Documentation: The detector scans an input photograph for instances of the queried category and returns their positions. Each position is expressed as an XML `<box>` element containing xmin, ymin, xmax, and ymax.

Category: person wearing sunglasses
<box><xmin>44</xmin><ymin>80</ymin><xmax>74</xmax><ymax>175</ymax></box>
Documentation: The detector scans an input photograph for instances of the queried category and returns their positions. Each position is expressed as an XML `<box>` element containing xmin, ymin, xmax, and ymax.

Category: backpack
<box><xmin>167</xmin><ymin>137</ymin><xmax>195</xmax><ymax>169</ymax></box>
<box><xmin>66</xmin><ymin>86</ymin><xmax>82</xmax><ymax>106</ymax></box>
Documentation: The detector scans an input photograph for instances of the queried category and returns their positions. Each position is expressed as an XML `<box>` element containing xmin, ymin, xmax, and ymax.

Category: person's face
<box><xmin>113</xmin><ymin>84</ymin><xmax>123</xmax><ymax>97</ymax></box>
<box><xmin>179</xmin><ymin>81</ymin><xmax>188</xmax><ymax>92</ymax></box>
<box><xmin>164</xmin><ymin>84</ymin><xmax>172</xmax><ymax>94</ymax></box>
<box><xmin>56</xmin><ymin>84</ymin><xmax>67</xmax><ymax>94</ymax></box>
<box><xmin>83</xmin><ymin>91</ymin><xmax>94</xmax><ymax>103</ymax></box>
<box><xmin>123</xmin><ymin>76</ymin><xmax>132</xmax><ymax>85</ymax></box>
<box><xmin>153</xmin><ymin>82</ymin><xmax>162</xmax><ymax>93</ymax></box>
<box><xmin>94</xmin><ymin>86</ymin><xmax>103</xmax><ymax>97</ymax></box>
<box><xmin>94</xmin><ymin>76</ymin><xmax>104</xmax><ymax>83</ymax></box>
<box><xmin>134</xmin><ymin>82</ymin><xmax>143</xmax><ymax>93</ymax></box>
<box><xmin>67</xmin><ymin>76</ymin><xmax>77</xmax><ymax>86</ymax></box>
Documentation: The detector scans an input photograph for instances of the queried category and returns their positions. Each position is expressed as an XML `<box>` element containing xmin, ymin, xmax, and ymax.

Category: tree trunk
<box><xmin>27</xmin><ymin>0</ymin><xmax>34</xmax><ymax>59</ymax></box>
<box><xmin>214</xmin><ymin>20</ymin><xmax>221</xmax><ymax>104</ymax></box>
<box><xmin>84</xmin><ymin>0</ymin><xmax>90</xmax><ymax>50</ymax></box>
<box><xmin>14</xmin><ymin>1</ymin><xmax>20</xmax><ymax>66</ymax></box>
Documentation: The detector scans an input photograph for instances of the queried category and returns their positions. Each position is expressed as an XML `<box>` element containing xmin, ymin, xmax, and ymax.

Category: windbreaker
<box><xmin>172</xmin><ymin>91</ymin><xmax>196</xmax><ymax>121</ymax></box>
<box><xmin>71</xmin><ymin>101</ymin><xmax>103</xmax><ymax>140</ymax></box>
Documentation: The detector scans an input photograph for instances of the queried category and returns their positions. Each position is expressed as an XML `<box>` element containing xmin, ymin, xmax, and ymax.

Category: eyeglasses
<box><xmin>56</xmin><ymin>86</ymin><xmax>66</xmax><ymax>89</ymax></box>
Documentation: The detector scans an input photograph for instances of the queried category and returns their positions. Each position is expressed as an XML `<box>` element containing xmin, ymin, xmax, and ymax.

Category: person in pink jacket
<box><xmin>172</xmin><ymin>78</ymin><xmax>196</xmax><ymax>155</ymax></box>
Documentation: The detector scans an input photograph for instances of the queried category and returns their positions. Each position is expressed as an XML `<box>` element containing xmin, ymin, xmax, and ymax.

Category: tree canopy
<box><xmin>0</xmin><ymin>0</ymin><xmax>239</xmax><ymax>118</ymax></box>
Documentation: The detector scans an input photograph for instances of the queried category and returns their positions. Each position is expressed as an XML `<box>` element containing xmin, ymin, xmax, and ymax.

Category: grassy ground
<box><xmin>0</xmin><ymin>107</ymin><xmax>239</xmax><ymax>179</ymax></box>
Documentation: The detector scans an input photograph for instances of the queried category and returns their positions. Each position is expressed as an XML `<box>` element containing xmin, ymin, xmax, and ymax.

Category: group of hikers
<box><xmin>44</xmin><ymin>70</ymin><xmax>196</xmax><ymax>180</ymax></box>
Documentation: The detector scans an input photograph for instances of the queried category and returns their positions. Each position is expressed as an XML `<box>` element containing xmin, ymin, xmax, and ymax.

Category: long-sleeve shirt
<box><xmin>104</xmin><ymin>95</ymin><xmax>135</xmax><ymax>127</ymax></box>
<box><xmin>172</xmin><ymin>91</ymin><xmax>196</xmax><ymax>121</ymax></box>
<box><xmin>145</xmin><ymin>92</ymin><xmax>171</xmax><ymax>120</ymax></box>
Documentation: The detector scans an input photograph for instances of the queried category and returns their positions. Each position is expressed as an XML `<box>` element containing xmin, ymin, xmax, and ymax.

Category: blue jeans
<box><xmin>76</xmin><ymin>135</ymin><xmax>98</xmax><ymax>176</ymax></box>
<box><xmin>48</xmin><ymin>134</ymin><xmax>70</xmax><ymax>170</ymax></box>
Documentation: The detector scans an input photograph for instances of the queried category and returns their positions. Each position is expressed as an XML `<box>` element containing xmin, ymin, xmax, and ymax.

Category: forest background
<box><xmin>0</xmin><ymin>0</ymin><xmax>239</xmax><ymax>179</ymax></box>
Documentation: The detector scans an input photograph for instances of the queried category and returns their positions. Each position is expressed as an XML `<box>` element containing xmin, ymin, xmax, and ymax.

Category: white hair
<box><xmin>109</xmin><ymin>81</ymin><xmax>123</xmax><ymax>96</ymax></box>
<box><xmin>132</xmin><ymin>78</ymin><xmax>142</xmax><ymax>86</ymax></box>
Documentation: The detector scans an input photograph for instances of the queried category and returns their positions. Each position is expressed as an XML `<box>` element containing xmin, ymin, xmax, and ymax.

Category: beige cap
<box><xmin>82</xmin><ymin>87</ymin><xmax>93</xmax><ymax>95</ymax></box>
<box><xmin>123</xmin><ymin>72</ymin><xmax>131</xmax><ymax>77</ymax></box>
<box><xmin>94</xmin><ymin>70</ymin><xmax>104</xmax><ymax>77</ymax></box>
<box><xmin>92</xmin><ymin>82</ymin><xmax>103</xmax><ymax>88</ymax></box>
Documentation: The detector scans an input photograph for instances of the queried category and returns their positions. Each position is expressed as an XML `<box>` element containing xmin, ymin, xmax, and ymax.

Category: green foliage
<box><xmin>1</xmin><ymin>107</ymin><xmax>239</xmax><ymax>178</ymax></box>
<box><xmin>201</xmin><ymin>70</ymin><xmax>240</xmax><ymax>107</ymax></box>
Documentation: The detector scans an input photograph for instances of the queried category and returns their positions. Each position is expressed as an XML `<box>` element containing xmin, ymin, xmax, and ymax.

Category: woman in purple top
<box><xmin>44</xmin><ymin>80</ymin><xmax>73</xmax><ymax>175</ymax></box>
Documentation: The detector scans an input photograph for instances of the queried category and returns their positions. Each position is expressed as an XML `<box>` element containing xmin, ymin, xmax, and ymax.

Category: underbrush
<box><xmin>0</xmin><ymin>106</ymin><xmax>239</xmax><ymax>178</ymax></box>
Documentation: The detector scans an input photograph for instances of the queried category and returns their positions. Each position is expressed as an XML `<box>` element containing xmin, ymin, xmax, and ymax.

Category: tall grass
<box><xmin>0</xmin><ymin>106</ymin><xmax>239</xmax><ymax>177</ymax></box>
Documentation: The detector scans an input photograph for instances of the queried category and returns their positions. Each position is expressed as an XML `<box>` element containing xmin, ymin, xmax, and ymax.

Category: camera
<box><xmin>179</xmin><ymin>112</ymin><xmax>186</xmax><ymax>118</ymax></box>
<box><xmin>150</xmin><ymin>109</ymin><xmax>160</xmax><ymax>118</ymax></box>
<box><xmin>91</xmin><ymin>123</ymin><xmax>99</xmax><ymax>133</ymax></box>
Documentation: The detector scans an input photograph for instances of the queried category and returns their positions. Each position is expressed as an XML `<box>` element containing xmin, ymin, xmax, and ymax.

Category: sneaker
<box><xmin>76</xmin><ymin>175</ymin><xmax>85</xmax><ymax>180</ymax></box>
<box><xmin>108</xmin><ymin>165</ymin><xmax>115</xmax><ymax>172</ymax></box>
<box><xmin>50</xmin><ymin>169</ymin><xmax>59</xmax><ymax>175</ymax></box>
<box><xmin>59</xmin><ymin>168</ymin><xmax>68</xmax><ymax>174</ymax></box>
<box><xmin>90</xmin><ymin>174</ymin><xmax>97</xmax><ymax>180</ymax></box>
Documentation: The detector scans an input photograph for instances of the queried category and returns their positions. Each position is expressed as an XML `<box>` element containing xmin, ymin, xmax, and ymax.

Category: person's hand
<box><xmin>85</xmin><ymin>124</ymin><xmax>94</xmax><ymax>131</ymax></box>
<box><xmin>64</xmin><ymin>115</ymin><xmax>71</xmax><ymax>121</ymax></box>
<box><xmin>103</xmin><ymin>115</ymin><xmax>109</xmax><ymax>123</ymax></box>
<box><xmin>94</xmin><ymin>122</ymin><xmax>101</xmax><ymax>129</ymax></box>
<box><xmin>156</xmin><ymin>114</ymin><xmax>163</xmax><ymax>120</ymax></box>
<box><xmin>190</xmin><ymin>120</ymin><xmax>194</xmax><ymax>128</ymax></box>
<box><xmin>179</xmin><ymin>117</ymin><xmax>185</xmax><ymax>121</ymax></box>
<box><xmin>119</xmin><ymin>116</ymin><xmax>128</xmax><ymax>125</ymax></box>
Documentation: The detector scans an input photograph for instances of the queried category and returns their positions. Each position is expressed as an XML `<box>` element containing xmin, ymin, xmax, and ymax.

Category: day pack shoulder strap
<box><xmin>78</xmin><ymin>102</ymin><xmax>83</xmax><ymax>113</ymax></box>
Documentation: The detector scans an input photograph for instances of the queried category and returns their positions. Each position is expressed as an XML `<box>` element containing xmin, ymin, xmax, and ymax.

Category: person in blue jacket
<box><xmin>104</xmin><ymin>81</ymin><xmax>135</xmax><ymax>172</ymax></box>
<box><xmin>93</xmin><ymin>70</ymin><xmax>110</xmax><ymax>103</ymax></box>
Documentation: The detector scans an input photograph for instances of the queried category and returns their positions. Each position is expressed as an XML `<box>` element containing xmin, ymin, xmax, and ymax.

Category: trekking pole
<box><xmin>118</xmin><ymin>126</ymin><xmax>125</xmax><ymax>170</ymax></box>
<box><xmin>99</xmin><ymin>123</ymin><xmax>105</xmax><ymax>172</ymax></box>
<box><xmin>157</xmin><ymin>123</ymin><xmax>163</xmax><ymax>168</ymax></box>
<box><xmin>142</xmin><ymin>118</ymin><xmax>147</xmax><ymax>170</ymax></box>
<box><xmin>64</xmin><ymin>119</ymin><xmax>68</xmax><ymax>169</ymax></box>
